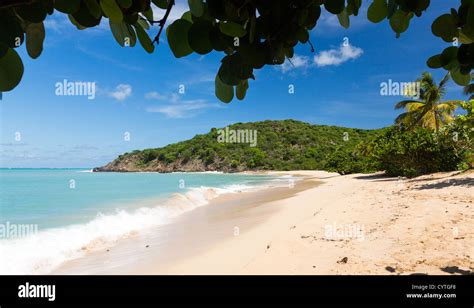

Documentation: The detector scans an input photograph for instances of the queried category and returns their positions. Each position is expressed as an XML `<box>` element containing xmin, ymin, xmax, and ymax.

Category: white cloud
<box><xmin>145</xmin><ymin>91</ymin><xmax>168</xmax><ymax>100</ymax></box>
<box><xmin>279</xmin><ymin>54</ymin><xmax>310</xmax><ymax>73</ymax></box>
<box><xmin>146</xmin><ymin>99</ymin><xmax>220</xmax><ymax>118</ymax></box>
<box><xmin>107</xmin><ymin>84</ymin><xmax>132</xmax><ymax>101</ymax></box>
<box><xmin>314</xmin><ymin>43</ymin><xmax>363</xmax><ymax>67</ymax></box>
<box><xmin>318</xmin><ymin>13</ymin><xmax>340</xmax><ymax>29</ymax></box>
<box><xmin>145</xmin><ymin>91</ymin><xmax>221</xmax><ymax>118</ymax></box>
<box><xmin>145</xmin><ymin>92</ymin><xmax>180</xmax><ymax>103</ymax></box>
<box><xmin>77</xmin><ymin>45</ymin><xmax>142</xmax><ymax>71</ymax></box>
<box><xmin>44</xmin><ymin>19</ymin><xmax>61</xmax><ymax>32</ymax></box>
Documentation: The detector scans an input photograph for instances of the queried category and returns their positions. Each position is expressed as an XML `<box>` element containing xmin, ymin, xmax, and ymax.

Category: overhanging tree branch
<box><xmin>151</xmin><ymin>0</ymin><xmax>175</xmax><ymax>45</ymax></box>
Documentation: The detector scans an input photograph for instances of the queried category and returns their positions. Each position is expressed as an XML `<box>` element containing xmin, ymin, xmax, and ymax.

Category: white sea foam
<box><xmin>0</xmin><ymin>180</ymin><xmax>280</xmax><ymax>275</ymax></box>
<box><xmin>77</xmin><ymin>169</ymin><xmax>93</xmax><ymax>173</ymax></box>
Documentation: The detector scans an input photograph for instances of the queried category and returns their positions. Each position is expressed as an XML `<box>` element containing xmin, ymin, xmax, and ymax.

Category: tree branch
<box><xmin>151</xmin><ymin>0</ymin><xmax>175</xmax><ymax>45</ymax></box>
<box><xmin>308</xmin><ymin>39</ymin><xmax>315</xmax><ymax>53</ymax></box>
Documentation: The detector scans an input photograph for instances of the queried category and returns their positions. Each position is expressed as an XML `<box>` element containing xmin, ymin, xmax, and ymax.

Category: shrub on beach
<box><xmin>326</xmin><ymin>124</ymin><xmax>473</xmax><ymax>177</ymax></box>
<box><xmin>325</xmin><ymin>146</ymin><xmax>379</xmax><ymax>175</ymax></box>
<box><xmin>367</xmin><ymin>126</ymin><xmax>472</xmax><ymax>178</ymax></box>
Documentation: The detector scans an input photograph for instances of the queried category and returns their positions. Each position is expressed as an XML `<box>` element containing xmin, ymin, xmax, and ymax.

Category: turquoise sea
<box><xmin>0</xmin><ymin>169</ymin><xmax>291</xmax><ymax>274</ymax></box>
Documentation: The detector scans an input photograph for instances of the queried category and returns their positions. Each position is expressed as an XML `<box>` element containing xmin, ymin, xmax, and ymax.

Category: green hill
<box><xmin>95</xmin><ymin>120</ymin><xmax>384</xmax><ymax>172</ymax></box>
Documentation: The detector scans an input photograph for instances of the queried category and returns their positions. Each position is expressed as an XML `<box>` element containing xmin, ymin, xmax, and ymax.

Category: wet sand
<box><xmin>53</xmin><ymin>175</ymin><xmax>320</xmax><ymax>274</ymax></box>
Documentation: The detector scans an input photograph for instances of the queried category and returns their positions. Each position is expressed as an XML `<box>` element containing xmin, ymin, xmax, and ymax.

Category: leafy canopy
<box><xmin>0</xmin><ymin>0</ymin><xmax>472</xmax><ymax>101</ymax></box>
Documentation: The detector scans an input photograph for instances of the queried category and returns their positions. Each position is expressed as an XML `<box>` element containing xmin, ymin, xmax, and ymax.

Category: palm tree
<box><xmin>394</xmin><ymin>72</ymin><xmax>462</xmax><ymax>132</ymax></box>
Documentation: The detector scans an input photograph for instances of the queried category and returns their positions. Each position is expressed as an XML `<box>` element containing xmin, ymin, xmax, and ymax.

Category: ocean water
<box><xmin>0</xmin><ymin>169</ymin><xmax>292</xmax><ymax>274</ymax></box>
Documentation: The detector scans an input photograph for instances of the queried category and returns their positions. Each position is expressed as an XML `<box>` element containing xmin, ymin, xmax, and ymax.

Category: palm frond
<box><xmin>463</xmin><ymin>83</ymin><xmax>474</xmax><ymax>95</ymax></box>
<box><xmin>437</xmin><ymin>72</ymin><xmax>451</xmax><ymax>95</ymax></box>
<box><xmin>437</xmin><ymin>100</ymin><xmax>462</xmax><ymax>112</ymax></box>
<box><xmin>395</xmin><ymin>111</ymin><xmax>415</xmax><ymax>125</ymax></box>
<box><xmin>406</xmin><ymin>102</ymin><xmax>427</xmax><ymax>112</ymax></box>
<box><xmin>406</xmin><ymin>108</ymin><xmax>431</xmax><ymax>131</ymax></box>
<box><xmin>394</xmin><ymin>100</ymin><xmax>419</xmax><ymax>110</ymax></box>
<box><xmin>420</xmin><ymin>72</ymin><xmax>435</xmax><ymax>89</ymax></box>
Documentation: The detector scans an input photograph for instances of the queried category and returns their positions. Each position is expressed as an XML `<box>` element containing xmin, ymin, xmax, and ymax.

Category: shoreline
<box><xmin>53</xmin><ymin>170</ymin><xmax>474</xmax><ymax>275</ymax></box>
<box><xmin>53</xmin><ymin>172</ymin><xmax>321</xmax><ymax>274</ymax></box>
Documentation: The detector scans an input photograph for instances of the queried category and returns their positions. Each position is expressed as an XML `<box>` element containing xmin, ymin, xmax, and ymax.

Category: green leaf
<box><xmin>43</xmin><ymin>0</ymin><xmax>54</xmax><ymax>15</ymax></box>
<box><xmin>110</xmin><ymin>20</ymin><xmax>136</xmax><ymax>47</ymax></box>
<box><xmin>297</xmin><ymin>9</ymin><xmax>309</xmax><ymax>26</ymax></box>
<box><xmin>236</xmin><ymin>79</ymin><xmax>249</xmax><ymax>100</ymax></box>
<box><xmin>427</xmin><ymin>55</ymin><xmax>442</xmax><ymax>68</ymax></box>
<box><xmin>16</xmin><ymin>2</ymin><xmax>47</xmax><ymax>23</ymax></box>
<box><xmin>238</xmin><ymin>43</ymin><xmax>265</xmax><ymax>69</ymax></box>
<box><xmin>249</xmin><ymin>16</ymin><xmax>257</xmax><ymax>43</ymax></box>
<box><xmin>134</xmin><ymin>23</ymin><xmax>154</xmax><ymax>53</ymax></box>
<box><xmin>389</xmin><ymin>10</ymin><xmax>412</xmax><ymax>37</ymax></box>
<box><xmin>0</xmin><ymin>12</ymin><xmax>24</xmax><ymax>48</ymax></box>
<box><xmin>72</xmin><ymin>3</ymin><xmax>102</xmax><ymax>27</ymax></box>
<box><xmin>218</xmin><ymin>54</ymin><xmax>250</xmax><ymax>85</ymax></box>
<box><xmin>68</xmin><ymin>15</ymin><xmax>86</xmax><ymax>30</ymax></box>
<box><xmin>167</xmin><ymin>19</ymin><xmax>193</xmax><ymax>58</ymax></box>
<box><xmin>0</xmin><ymin>48</ymin><xmax>24</xmax><ymax>92</ymax></box>
<box><xmin>306</xmin><ymin>4</ymin><xmax>321</xmax><ymax>28</ymax></box>
<box><xmin>152</xmin><ymin>0</ymin><xmax>168</xmax><ymax>9</ymax></box>
<box><xmin>459</xmin><ymin>31</ymin><xmax>474</xmax><ymax>44</ymax></box>
<box><xmin>367</xmin><ymin>0</ymin><xmax>387</xmax><ymax>23</ymax></box>
<box><xmin>209</xmin><ymin>26</ymin><xmax>231</xmax><ymax>51</ymax></box>
<box><xmin>137</xmin><ymin>18</ymin><xmax>150</xmax><ymax>30</ymax></box>
<box><xmin>117</xmin><ymin>0</ymin><xmax>132</xmax><ymax>9</ymax></box>
<box><xmin>84</xmin><ymin>0</ymin><xmax>103</xmax><ymax>19</ymax></box>
<box><xmin>188</xmin><ymin>21</ymin><xmax>213</xmax><ymax>55</ymax></box>
<box><xmin>387</xmin><ymin>0</ymin><xmax>397</xmax><ymax>18</ymax></box>
<box><xmin>219</xmin><ymin>21</ymin><xmax>247</xmax><ymax>38</ymax></box>
<box><xmin>54</xmin><ymin>0</ymin><xmax>81</xmax><ymax>14</ymax></box>
<box><xmin>324</xmin><ymin>0</ymin><xmax>345</xmax><ymax>14</ymax></box>
<box><xmin>440</xmin><ymin>46</ymin><xmax>458</xmax><ymax>69</ymax></box>
<box><xmin>26</xmin><ymin>22</ymin><xmax>45</xmax><ymax>59</ymax></box>
<box><xmin>143</xmin><ymin>8</ymin><xmax>154</xmax><ymax>23</ymax></box>
<box><xmin>215</xmin><ymin>74</ymin><xmax>234</xmax><ymax>103</ymax></box>
<box><xmin>296</xmin><ymin>28</ymin><xmax>309</xmax><ymax>43</ymax></box>
<box><xmin>347</xmin><ymin>0</ymin><xmax>362</xmax><ymax>16</ymax></box>
<box><xmin>188</xmin><ymin>0</ymin><xmax>204</xmax><ymax>17</ymax></box>
<box><xmin>337</xmin><ymin>9</ymin><xmax>350</xmax><ymax>29</ymax></box>
<box><xmin>100</xmin><ymin>0</ymin><xmax>123</xmax><ymax>23</ymax></box>
<box><xmin>451</xmin><ymin>69</ymin><xmax>471</xmax><ymax>86</ymax></box>
<box><xmin>181</xmin><ymin>11</ymin><xmax>193</xmax><ymax>22</ymax></box>
<box><xmin>431</xmin><ymin>14</ymin><xmax>457</xmax><ymax>43</ymax></box>
<box><xmin>0</xmin><ymin>43</ymin><xmax>7</xmax><ymax>58</ymax></box>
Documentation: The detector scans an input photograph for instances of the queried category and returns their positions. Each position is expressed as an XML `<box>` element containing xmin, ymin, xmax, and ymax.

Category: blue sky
<box><xmin>0</xmin><ymin>0</ymin><xmax>465</xmax><ymax>168</ymax></box>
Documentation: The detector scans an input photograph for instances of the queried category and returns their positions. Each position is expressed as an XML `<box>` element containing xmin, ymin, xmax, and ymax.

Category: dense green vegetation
<box><xmin>324</xmin><ymin>126</ymin><xmax>473</xmax><ymax>177</ymax></box>
<box><xmin>366</xmin><ymin>126</ymin><xmax>472</xmax><ymax>177</ymax></box>
<box><xmin>106</xmin><ymin>120</ymin><xmax>384</xmax><ymax>172</ymax></box>
<box><xmin>327</xmin><ymin>95</ymin><xmax>473</xmax><ymax>177</ymax></box>
<box><xmin>103</xmin><ymin>112</ymin><xmax>473</xmax><ymax>177</ymax></box>
<box><xmin>1</xmin><ymin>0</ymin><xmax>472</xmax><ymax>101</ymax></box>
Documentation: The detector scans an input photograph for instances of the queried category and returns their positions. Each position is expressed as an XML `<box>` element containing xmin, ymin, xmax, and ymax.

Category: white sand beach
<box><xmin>54</xmin><ymin>170</ymin><xmax>474</xmax><ymax>275</ymax></box>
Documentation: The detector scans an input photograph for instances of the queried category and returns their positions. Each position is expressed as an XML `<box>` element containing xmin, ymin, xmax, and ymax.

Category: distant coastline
<box><xmin>93</xmin><ymin>119</ymin><xmax>383</xmax><ymax>173</ymax></box>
